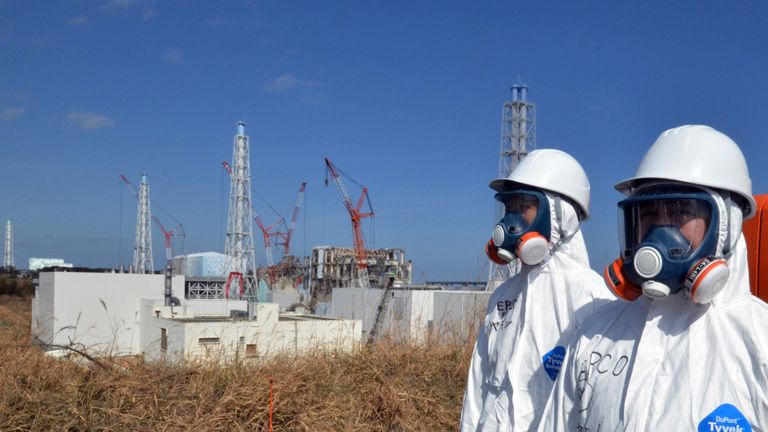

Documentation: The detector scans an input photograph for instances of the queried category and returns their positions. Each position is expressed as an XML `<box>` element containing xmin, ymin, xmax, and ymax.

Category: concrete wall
<box><xmin>33</xmin><ymin>272</ymin><xmax>185</xmax><ymax>355</ymax></box>
<box><xmin>332</xmin><ymin>288</ymin><xmax>434</xmax><ymax>343</ymax></box>
<box><xmin>142</xmin><ymin>302</ymin><xmax>361</xmax><ymax>363</ymax></box>
<box><xmin>140</xmin><ymin>299</ymin><xmax>188</xmax><ymax>362</ymax></box>
<box><xmin>432</xmin><ymin>290</ymin><xmax>491</xmax><ymax>342</ymax></box>
<box><xmin>331</xmin><ymin>287</ymin><xmax>385</xmax><ymax>336</ymax></box>
<box><xmin>405</xmin><ymin>290</ymin><xmax>433</xmax><ymax>344</ymax></box>
<box><xmin>332</xmin><ymin>287</ymin><xmax>491</xmax><ymax>344</ymax></box>
<box><xmin>184</xmin><ymin>299</ymin><xmax>248</xmax><ymax>316</ymax></box>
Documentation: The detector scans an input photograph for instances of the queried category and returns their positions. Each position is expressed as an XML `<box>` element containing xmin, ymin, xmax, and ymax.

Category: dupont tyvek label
<box><xmin>698</xmin><ymin>403</ymin><xmax>752</xmax><ymax>432</ymax></box>
<box><xmin>542</xmin><ymin>346</ymin><xmax>566</xmax><ymax>381</ymax></box>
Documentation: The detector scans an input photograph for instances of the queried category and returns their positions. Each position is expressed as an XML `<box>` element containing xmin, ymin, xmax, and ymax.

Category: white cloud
<box><xmin>1</xmin><ymin>107</ymin><xmax>25</xmax><ymax>123</ymax></box>
<box><xmin>262</xmin><ymin>73</ymin><xmax>316</xmax><ymax>93</ymax></box>
<box><xmin>162</xmin><ymin>50</ymin><xmax>183</xmax><ymax>64</ymax></box>
<box><xmin>66</xmin><ymin>111</ymin><xmax>115</xmax><ymax>130</ymax></box>
<box><xmin>68</xmin><ymin>16</ymin><xmax>88</xmax><ymax>26</ymax></box>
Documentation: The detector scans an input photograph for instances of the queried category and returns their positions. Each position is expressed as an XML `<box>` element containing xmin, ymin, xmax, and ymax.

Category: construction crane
<box><xmin>119</xmin><ymin>174</ymin><xmax>186</xmax><ymax>264</ymax></box>
<box><xmin>324</xmin><ymin>157</ymin><xmax>374</xmax><ymax>288</ymax></box>
<box><xmin>222</xmin><ymin>161</ymin><xmax>291</xmax><ymax>265</ymax></box>
<box><xmin>222</xmin><ymin>162</ymin><xmax>306</xmax><ymax>261</ymax></box>
<box><xmin>254</xmin><ymin>215</ymin><xmax>285</xmax><ymax>267</ymax></box>
<box><xmin>152</xmin><ymin>216</ymin><xmax>185</xmax><ymax>263</ymax></box>
<box><xmin>274</xmin><ymin>182</ymin><xmax>307</xmax><ymax>256</ymax></box>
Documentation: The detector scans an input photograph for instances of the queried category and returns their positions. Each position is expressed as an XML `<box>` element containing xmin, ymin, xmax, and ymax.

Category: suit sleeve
<box><xmin>460</xmin><ymin>315</ymin><xmax>489</xmax><ymax>432</ymax></box>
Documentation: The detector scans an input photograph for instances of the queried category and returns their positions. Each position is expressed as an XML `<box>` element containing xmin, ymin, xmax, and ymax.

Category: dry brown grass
<box><xmin>0</xmin><ymin>296</ymin><xmax>474</xmax><ymax>431</ymax></box>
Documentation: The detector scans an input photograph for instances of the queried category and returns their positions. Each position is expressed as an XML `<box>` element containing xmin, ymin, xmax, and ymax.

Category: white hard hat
<box><xmin>615</xmin><ymin>125</ymin><xmax>755</xmax><ymax>219</ymax></box>
<box><xmin>490</xmin><ymin>149</ymin><xmax>591</xmax><ymax>220</ymax></box>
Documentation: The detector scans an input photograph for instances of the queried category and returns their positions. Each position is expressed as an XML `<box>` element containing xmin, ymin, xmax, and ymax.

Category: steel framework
<box><xmin>223</xmin><ymin>122</ymin><xmax>257</xmax><ymax>299</ymax></box>
<box><xmin>132</xmin><ymin>173</ymin><xmax>154</xmax><ymax>274</ymax></box>
<box><xmin>185</xmin><ymin>277</ymin><xmax>257</xmax><ymax>300</ymax></box>
<box><xmin>487</xmin><ymin>84</ymin><xmax>536</xmax><ymax>290</ymax></box>
<box><xmin>3</xmin><ymin>219</ymin><xmax>13</xmax><ymax>270</ymax></box>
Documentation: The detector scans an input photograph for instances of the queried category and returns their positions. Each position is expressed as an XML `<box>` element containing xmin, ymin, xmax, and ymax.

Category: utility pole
<box><xmin>487</xmin><ymin>84</ymin><xmax>536</xmax><ymax>291</ymax></box>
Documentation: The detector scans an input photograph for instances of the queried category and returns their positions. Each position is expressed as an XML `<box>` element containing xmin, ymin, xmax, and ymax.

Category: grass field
<box><xmin>0</xmin><ymin>294</ymin><xmax>473</xmax><ymax>431</ymax></box>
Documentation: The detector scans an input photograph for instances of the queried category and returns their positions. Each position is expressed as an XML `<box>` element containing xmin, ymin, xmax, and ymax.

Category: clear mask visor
<box><xmin>619</xmin><ymin>197</ymin><xmax>712</xmax><ymax>260</ymax></box>
<box><xmin>495</xmin><ymin>191</ymin><xmax>541</xmax><ymax>233</ymax></box>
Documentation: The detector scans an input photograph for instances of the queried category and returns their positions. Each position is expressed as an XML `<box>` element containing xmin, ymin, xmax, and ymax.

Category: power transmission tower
<box><xmin>132</xmin><ymin>173</ymin><xmax>154</xmax><ymax>274</ymax></box>
<box><xmin>487</xmin><ymin>84</ymin><xmax>536</xmax><ymax>291</ymax></box>
<box><xmin>224</xmin><ymin>121</ymin><xmax>257</xmax><ymax>282</ymax></box>
<box><xmin>4</xmin><ymin>219</ymin><xmax>13</xmax><ymax>270</ymax></box>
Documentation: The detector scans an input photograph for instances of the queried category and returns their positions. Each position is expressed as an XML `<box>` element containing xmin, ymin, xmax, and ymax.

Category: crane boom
<box><xmin>254</xmin><ymin>214</ymin><xmax>283</xmax><ymax>266</ymax></box>
<box><xmin>221</xmin><ymin>162</ymin><xmax>288</xmax><ymax>267</ymax></box>
<box><xmin>275</xmin><ymin>182</ymin><xmax>306</xmax><ymax>255</ymax></box>
<box><xmin>324</xmin><ymin>158</ymin><xmax>374</xmax><ymax>287</ymax></box>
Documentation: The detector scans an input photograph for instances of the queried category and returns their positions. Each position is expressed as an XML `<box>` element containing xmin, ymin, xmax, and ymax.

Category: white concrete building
<box><xmin>332</xmin><ymin>287</ymin><xmax>435</xmax><ymax>344</ymax></box>
<box><xmin>32</xmin><ymin>272</ymin><xmax>362</xmax><ymax>362</ymax></box>
<box><xmin>29</xmin><ymin>258</ymin><xmax>73</xmax><ymax>271</ymax></box>
<box><xmin>32</xmin><ymin>272</ymin><xmax>185</xmax><ymax>356</ymax></box>
<box><xmin>141</xmin><ymin>302</ymin><xmax>360</xmax><ymax>363</ymax></box>
<box><xmin>331</xmin><ymin>287</ymin><xmax>491</xmax><ymax>344</ymax></box>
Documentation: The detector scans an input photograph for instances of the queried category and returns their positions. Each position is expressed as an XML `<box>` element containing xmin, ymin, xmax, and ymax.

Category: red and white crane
<box><xmin>274</xmin><ymin>182</ymin><xmax>307</xmax><ymax>256</ymax></box>
<box><xmin>254</xmin><ymin>215</ymin><xmax>285</xmax><ymax>267</ymax></box>
<box><xmin>222</xmin><ymin>162</ymin><xmax>305</xmax><ymax>266</ymax></box>
<box><xmin>324</xmin><ymin>158</ymin><xmax>374</xmax><ymax>288</ymax></box>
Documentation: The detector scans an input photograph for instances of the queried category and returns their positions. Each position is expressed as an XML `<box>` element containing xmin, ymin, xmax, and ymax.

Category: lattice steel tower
<box><xmin>4</xmin><ymin>219</ymin><xmax>13</xmax><ymax>270</ymax></box>
<box><xmin>224</xmin><ymin>121</ymin><xmax>257</xmax><ymax>279</ymax></box>
<box><xmin>132</xmin><ymin>173</ymin><xmax>154</xmax><ymax>274</ymax></box>
<box><xmin>487</xmin><ymin>84</ymin><xmax>536</xmax><ymax>290</ymax></box>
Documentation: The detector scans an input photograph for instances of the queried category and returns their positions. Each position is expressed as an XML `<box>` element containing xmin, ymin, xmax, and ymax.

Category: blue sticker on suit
<box><xmin>542</xmin><ymin>346</ymin><xmax>566</xmax><ymax>381</ymax></box>
<box><xmin>698</xmin><ymin>403</ymin><xmax>751</xmax><ymax>432</ymax></box>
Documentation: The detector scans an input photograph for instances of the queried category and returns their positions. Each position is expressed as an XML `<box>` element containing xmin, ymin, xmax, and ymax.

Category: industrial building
<box><xmin>331</xmin><ymin>286</ymin><xmax>490</xmax><ymax>344</ymax></box>
<box><xmin>32</xmin><ymin>271</ymin><xmax>361</xmax><ymax>362</ymax></box>
<box><xmin>29</xmin><ymin>258</ymin><xmax>73</xmax><ymax>271</ymax></box>
<box><xmin>27</xmin><ymin>120</ymin><xmax>490</xmax><ymax>364</ymax></box>
<box><xmin>172</xmin><ymin>252</ymin><xmax>226</xmax><ymax>278</ymax></box>
<box><xmin>309</xmin><ymin>246</ymin><xmax>412</xmax><ymax>312</ymax></box>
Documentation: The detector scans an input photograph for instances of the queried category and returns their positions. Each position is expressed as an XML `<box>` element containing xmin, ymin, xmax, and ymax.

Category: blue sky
<box><xmin>1</xmin><ymin>1</ymin><xmax>767</xmax><ymax>281</ymax></box>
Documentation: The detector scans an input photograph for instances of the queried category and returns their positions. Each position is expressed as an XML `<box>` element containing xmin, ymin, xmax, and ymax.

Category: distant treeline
<box><xmin>0</xmin><ymin>275</ymin><xmax>33</xmax><ymax>297</ymax></box>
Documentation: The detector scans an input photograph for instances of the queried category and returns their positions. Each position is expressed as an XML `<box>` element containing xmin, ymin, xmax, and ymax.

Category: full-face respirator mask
<box><xmin>604</xmin><ymin>186</ymin><xmax>730</xmax><ymax>304</ymax></box>
<box><xmin>485</xmin><ymin>189</ymin><xmax>552</xmax><ymax>266</ymax></box>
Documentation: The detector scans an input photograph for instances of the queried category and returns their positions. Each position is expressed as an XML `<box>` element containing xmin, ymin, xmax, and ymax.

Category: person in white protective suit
<box><xmin>538</xmin><ymin>125</ymin><xmax>768</xmax><ymax>431</ymax></box>
<box><xmin>461</xmin><ymin>149</ymin><xmax>615</xmax><ymax>432</ymax></box>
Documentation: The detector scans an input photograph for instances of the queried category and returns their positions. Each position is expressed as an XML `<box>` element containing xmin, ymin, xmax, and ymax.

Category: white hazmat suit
<box><xmin>539</xmin><ymin>198</ymin><xmax>768</xmax><ymax>430</ymax></box>
<box><xmin>461</xmin><ymin>195</ymin><xmax>614</xmax><ymax>432</ymax></box>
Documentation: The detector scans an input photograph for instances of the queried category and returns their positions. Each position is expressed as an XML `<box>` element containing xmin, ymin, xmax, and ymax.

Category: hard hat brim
<box><xmin>614</xmin><ymin>176</ymin><xmax>756</xmax><ymax>220</ymax></box>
